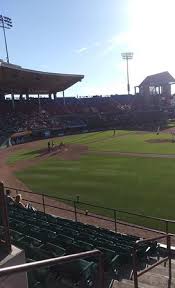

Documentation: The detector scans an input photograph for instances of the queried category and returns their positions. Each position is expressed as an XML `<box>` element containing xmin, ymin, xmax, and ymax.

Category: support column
<box><xmin>63</xmin><ymin>90</ymin><xmax>65</xmax><ymax>105</ymax></box>
<box><xmin>0</xmin><ymin>93</ymin><xmax>5</xmax><ymax>101</ymax></box>
<box><xmin>11</xmin><ymin>93</ymin><xmax>15</xmax><ymax>110</ymax></box>
<box><xmin>158</xmin><ymin>86</ymin><xmax>161</xmax><ymax>95</ymax></box>
<box><xmin>38</xmin><ymin>94</ymin><xmax>41</xmax><ymax>112</ymax></box>
<box><xmin>26</xmin><ymin>93</ymin><xmax>29</xmax><ymax>101</ymax></box>
<box><xmin>53</xmin><ymin>92</ymin><xmax>57</xmax><ymax>101</ymax></box>
<box><xmin>158</xmin><ymin>86</ymin><xmax>161</xmax><ymax>106</ymax></box>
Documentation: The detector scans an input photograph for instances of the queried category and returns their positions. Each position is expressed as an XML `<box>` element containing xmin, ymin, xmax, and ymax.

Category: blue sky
<box><xmin>1</xmin><ymin>0</ymin><xmax>175</xmax><ymax>96</ymax></box>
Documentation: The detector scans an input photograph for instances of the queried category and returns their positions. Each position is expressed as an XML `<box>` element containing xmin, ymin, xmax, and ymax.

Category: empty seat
<box><xmin>96</xmin><ymin>246</ymin><xmax>120</xmax><ymax>275</ymax></box>
<box><xmin>7</xmin><ymin>202</ymin><xmax>159</xmax><ymax>284</ymax></box>
<box><xmin>53</xmin><ymin>233</ymin><xmax>74</xmax><ymax>248</ymax></box>
<box><xmin>10</xmin><ymin>229</ymin><xmax>24</xmax><ymax>245</ymax></box>
<box><xmin>41</xmin><ymin>242</ymin><xmax>66</xmax><ymax>257</ymax></box>
<box><xmin>52</xmin><ymin>259</ymin><xmax>97</xmax><ymax>287</ymax></box>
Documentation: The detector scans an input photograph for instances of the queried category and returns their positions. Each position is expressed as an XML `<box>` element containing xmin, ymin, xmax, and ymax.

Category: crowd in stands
<box><xmin>0</xmin><ymin>95</ymin><xmax>167</xmax><ymax>145</ymax></box>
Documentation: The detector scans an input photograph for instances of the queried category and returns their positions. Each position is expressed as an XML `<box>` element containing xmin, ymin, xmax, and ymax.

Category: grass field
<box><xmin>8</xmin><ymin>130</ymin><xmax>175</xmax><ymax>231</ymax></box>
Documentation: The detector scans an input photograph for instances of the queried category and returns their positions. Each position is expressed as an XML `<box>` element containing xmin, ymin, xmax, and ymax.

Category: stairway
<box><xmin>113</xmin><ymin>259</ymin><xmax>175</xmax><ymax>288</ymax></box>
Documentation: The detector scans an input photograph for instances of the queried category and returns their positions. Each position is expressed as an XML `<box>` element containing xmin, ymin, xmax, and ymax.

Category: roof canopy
<box><xmin>0</xmin><ymin>61</ymin><xmax>84</xmax><ymax>94</ymax></box>
<box><xmin>139</xmin><ymin>71</ymin><xmax>175</xmax><ymax>87</ymax></box>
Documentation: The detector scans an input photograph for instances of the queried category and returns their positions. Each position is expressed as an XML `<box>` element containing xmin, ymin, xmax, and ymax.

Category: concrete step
<box><xmin>113</xmin><ymin>279</ymin><xmax>158</xmax><ymax>288</ymax></box>
<box><xmin>170</xmin><ymin>259</ymin><xmax>175</xmax><ymax>270</ymax></box>
<box><xmin>150</xmin><ymin>264</ymin><xmax>175</xmax><ymax>278</ymax></box>
<box><xmin>138</xmin><ymin>271</ymin><xmax>175</xmax><ymax>287</ymax></box>
<box><xmin>113</xmin><ymin>258</ymin><xmax>175</xmax><ymax>287</ymax></box>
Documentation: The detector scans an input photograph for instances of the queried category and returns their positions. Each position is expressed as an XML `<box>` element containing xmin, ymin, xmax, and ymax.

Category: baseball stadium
<box><xmin>1</xmin><ymin>4</ymin><xmax>175</xmax><ymax>288</ymax></box>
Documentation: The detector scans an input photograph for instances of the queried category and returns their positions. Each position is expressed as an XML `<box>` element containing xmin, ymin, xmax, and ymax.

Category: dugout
<box><xmin>10</xmin><ymin>130</ymin><xmax>32</xmax><ymax>145</ymax></box>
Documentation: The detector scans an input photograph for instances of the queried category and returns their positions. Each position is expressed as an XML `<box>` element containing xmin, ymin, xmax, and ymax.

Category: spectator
<box><xmin>6</xmin><ymin>189</ymin><xmax>15</xmax><ymax>205</ymax></box>
<box><xmin>26</xmin><ymin>202</ymin><xmax>37</xmax><ymax>211</ymax></box>
<box><xmin>15</xmin><ymin>194</ymin><xmax>26</xmax><ymax>209</ymax></box>
<box><xmin>48</xmin><ymin>141</ymin><xmax>51</xmax><ymax>152</ymax></box>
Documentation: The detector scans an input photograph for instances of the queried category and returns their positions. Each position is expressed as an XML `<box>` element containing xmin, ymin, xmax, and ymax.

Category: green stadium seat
<box><xmin>10</xmin><ymin>229</ymin><xmax>24</xmax><ymax>245</ymax></box>
<box><xmin>46</xmin><ymin>214</ymin><xmax>58</xmax><ymax>224</ymax></box>
<box><xmin>41</xmin><ymin>242</ymin><xmax>66</xmax><ymax>257</ymax></box>
<box><xmin>23</xmin><ymin>215</ymin><xmax>38</xmax><ymax>225</ymax></box>
<box><xmin>36</xmin><ymin>211</ymin><xmax>47</xmax><ymax>221</ymax></box>
<box><xmin>17</xmin><ymin>235</ymin><xmax>42</xmax><ymax>250</ymax></box>
<box><xmin>27</xmin><ymin>259</ymin><xmax>40</xmax><ymax>288</ymax></box>
<box><xmin>78</xmin><ymin>232</ymin><xmax>96</xmax><ymax>243</ymax></box>
<box><xmin>6</xmin><ymin>201</ymin><xmax>159</xmax><ymax>282</ymax></box>
<box><xmin>96</xmin><ymin>246</ymin><xmax>120</xmax><ymax>275</ymax></box>
<box><xmin>9</xmin><ymin>218</ymin><xmax>27</xmax><ymax>233</ymax></box>
<box><xmin>52</xmin><ymin>259</ymin><xmax>97</xmax><ymax>288</ymax></box>
<box><xmin>26</xmin><ymin>258</ymin><xmax>51</xmax><ymax>288</ymax></box>
<box><xmin>56</xmin><ymin>217</ymin><xmax>75</xmax><ymax>227</ymax></box>
<box><xmin>63</xmin><ymin>242</ymin><xmax>82</xmax><ymax>254</ymax></box>
<box><xmin>62</xmin><ymin>227</ymin><xmax>79</xmax><ymax>238</ymax></box>
<box><xmin>74</xmin><ymin>240</ymin><xmax>94</xmax><ymax>252</ymax></box>
<box><xmin>37</xmin><ymin>220</ymin><xmax>52</xmax><ymax>230</ymax></box>
<box><xmin>53</xmin><ymin>233</ymin><xmax>74</xmax><ymax>248</ymax></box>
<box><xmin>39</xmin><ymin>228</ymin><xmax>57</xmax><ymax>243</ymax></box>
<box><xmin>50</xmin><ymin>224</ymin><xmax>63</xmax><ymax>234</ymax></box>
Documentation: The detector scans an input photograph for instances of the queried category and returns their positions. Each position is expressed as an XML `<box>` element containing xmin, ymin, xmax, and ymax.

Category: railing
<box><xmin>0</xmin><ymin>249</ymin><xmax>104</xmax><ymax>288</ymax></box>
<box><xmin>0</xmin><ymin>182</ymin><xmax>11</xmax><ymax>253</ymax></box>
<box><xmin>132</xmin><ymin>234</ymin><xmax>172</xmax><ymax>288</ymax></box>
<box><xmin>1</xmin><ymin>183</ymin><xmax>173</xmax><ymax>287</ymax></box>
<box><xmin>5</xmin><ymin>185</ymin><xmax>175</xmax><ymax>238</ymax></box>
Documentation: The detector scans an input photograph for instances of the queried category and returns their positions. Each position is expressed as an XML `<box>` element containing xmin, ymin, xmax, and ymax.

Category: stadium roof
<box><xmin>0</xmin><ymin>60</ymin><xmax>84</xmax><ymax>94</ymax></box>
<box><xmin>139</xmin><ymin>71</ymin><xmax>175</xmax><ymax>87</ymax></box>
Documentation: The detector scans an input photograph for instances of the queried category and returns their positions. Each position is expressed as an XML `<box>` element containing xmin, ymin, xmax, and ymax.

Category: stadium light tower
<box><xmin>121</xmin><ymin>52</ymin><xmax>133</xmax><ymax>95</ymax></box>
<box><xmin>0</xmin><ymin>15</ymin><xmax>13</xmax><ymax>63</ymax></box>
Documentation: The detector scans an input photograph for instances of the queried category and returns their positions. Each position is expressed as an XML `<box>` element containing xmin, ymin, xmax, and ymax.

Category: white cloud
<box><xmin>75</xmin><ymin>47</ymin><xmax>88</xmax><ymax>54</ymax></box>
<box><xmin>39</xmin><ymin>64</ymin><xmax>49</xmax><ymax>71</ymax></box>
<box><xmin>94</xmin><ymin>41</ymin><xmax>101</xmax><ymax>47</ymax></box>
<box><xmin>75</xmin><ymin>42</ymin><xmax>101</xmax><ymax>54</ymax></box>
<box><xmin>101</xmin><ymin>32</ymin><xmax>131</xmax><ymax>56</ymax></box>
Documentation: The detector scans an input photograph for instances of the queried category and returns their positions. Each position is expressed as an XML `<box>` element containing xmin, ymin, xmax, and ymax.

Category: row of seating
<box><xmin>0</xmin><ymin>205</ymin><xmax>159</xmax><ymax>287</ymax></box>
<box><xmin>8</xmin><ymin>206</ymin><xmax>158</xmax><ymax>260</ymax></box>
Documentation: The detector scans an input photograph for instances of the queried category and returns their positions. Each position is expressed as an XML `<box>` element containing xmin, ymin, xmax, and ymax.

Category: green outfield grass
<box><xmin>16</xmin><ymin>154</ymin><xmax>175</xmax><ymax>230</ymax></box>
<box><xmin>8</xmin><ymin>130</ymin><xmax>175</xmax><ymax>231</ymax></box>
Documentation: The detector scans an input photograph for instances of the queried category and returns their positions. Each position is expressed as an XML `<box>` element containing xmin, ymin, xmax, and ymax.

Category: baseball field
<box><xmin>6</xmin><ymin>129</ymin><xmax>175</xmax><ymax>230</ymax></box>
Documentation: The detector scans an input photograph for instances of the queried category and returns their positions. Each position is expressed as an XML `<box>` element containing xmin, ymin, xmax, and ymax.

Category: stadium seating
<box><xmin>0</xmin><ymin>205</ymin><xmax>159</xmax><ymax>287</ymax></box>
<box><xmin>0</xmin><ymin>94</ymin><xmax>166</xmax><ymax>147</ymax></box>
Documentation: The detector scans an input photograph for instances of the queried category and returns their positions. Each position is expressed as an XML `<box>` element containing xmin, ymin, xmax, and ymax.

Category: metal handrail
<box><xmin>0</xmin><ymin>249</ymin><xmax>104</xmax><ymax>288</ymax></box>
<box><xmin>132</xmin><ymin>234</ymin><xmax>172</xmax><ymax>288</ymax></box>
<box><xmin>5</xmin><ymin>185</ymin><xmax>175</xmax><ymax>235</ymax></box>
<box><xmin>5</xmin><ymin>184</ymin><xmax>175</xmax><ymax>222</ymax></box>
<box><xmin>136</xmin><ymin>234</ymin><xmax>169</xmax><ymax>244</ymax></box>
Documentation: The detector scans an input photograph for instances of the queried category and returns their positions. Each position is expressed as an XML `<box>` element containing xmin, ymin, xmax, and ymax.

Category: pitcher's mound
<box><xmin>53</xmin><ymin>143</ymin><xmax>89</xmax><ymax>160</ymax></box>
<box><xmin>35</xmin><ymin>143</ymin><xmax>89</xmax><ymax>160</ymax></box>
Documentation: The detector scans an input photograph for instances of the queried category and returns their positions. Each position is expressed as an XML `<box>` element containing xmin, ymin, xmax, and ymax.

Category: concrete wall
<box><xmin>0</xmin><ymin>245</ymin><xmax>28</xmax><ymax>288</ymax></box>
